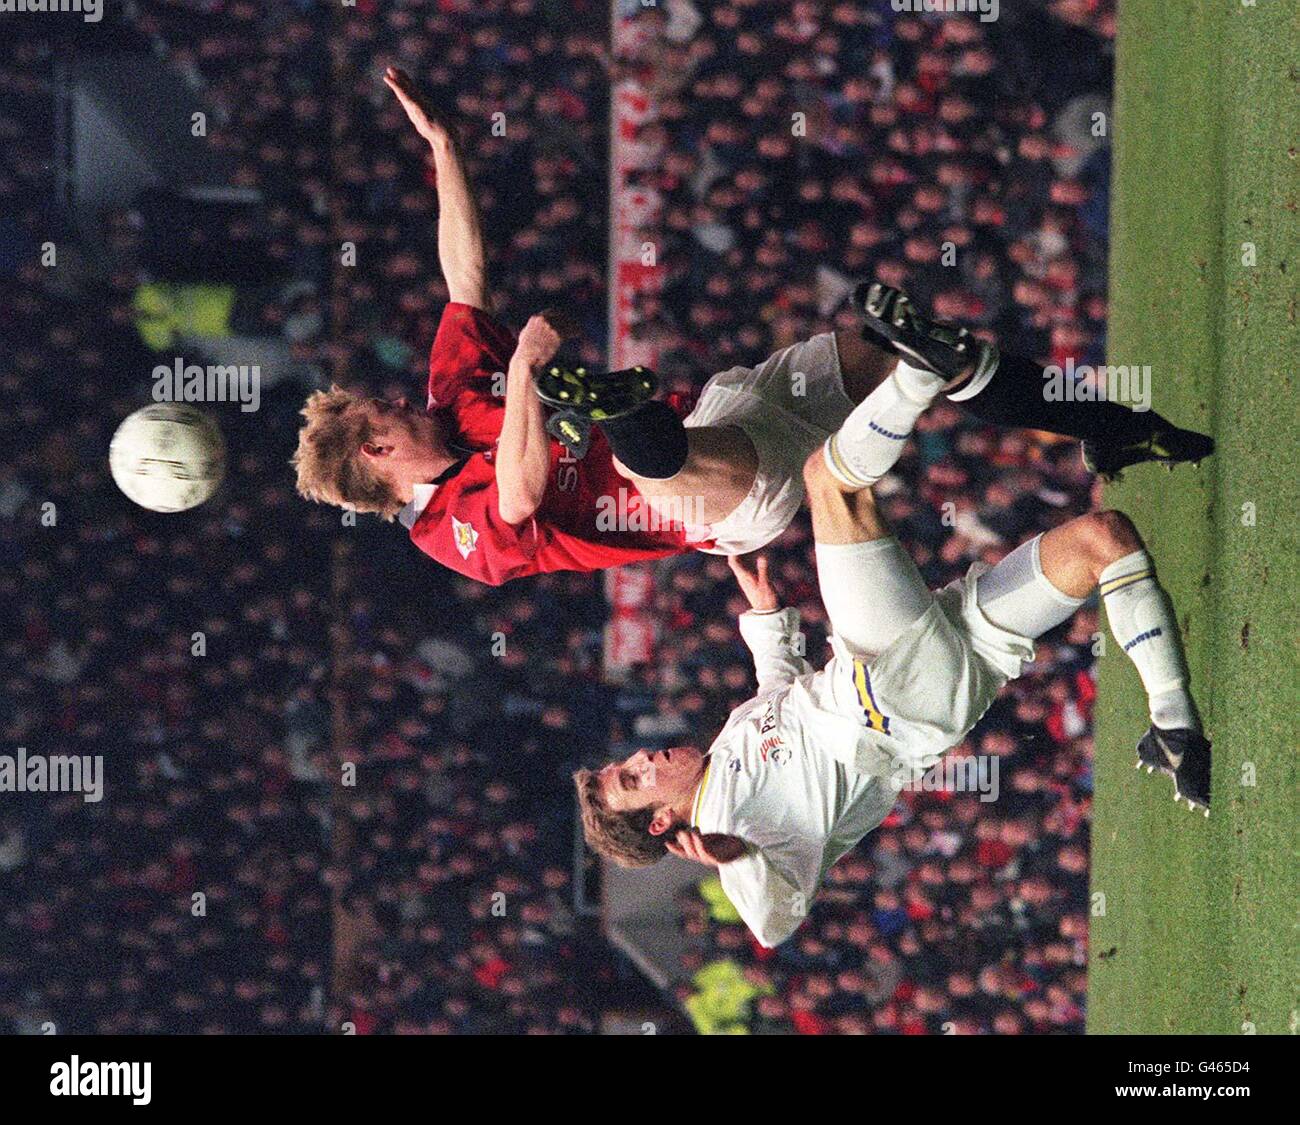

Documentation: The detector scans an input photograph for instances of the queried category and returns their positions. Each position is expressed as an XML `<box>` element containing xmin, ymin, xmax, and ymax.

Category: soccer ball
<box><xmin>109</xmin><ymin>404</ymin><xmax>227</xmax><ymax>513</ymax></box>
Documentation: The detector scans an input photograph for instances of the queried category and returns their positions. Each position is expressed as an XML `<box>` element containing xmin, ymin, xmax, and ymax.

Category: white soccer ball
<box><xmin>108</xmin><ymin>404</ymin><xmax>227</xmax><ymax>513</ymax></box>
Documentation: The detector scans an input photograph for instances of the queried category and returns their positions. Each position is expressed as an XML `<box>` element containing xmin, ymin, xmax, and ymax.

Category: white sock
<box><xmin>1099</xmin><ymin>550</ymin><xmax>1199</xmax><ymax>731</ymax></box>
<box><xmin>976</xmin><ymin>534</ymin><xmax>1088</xmax><ymax>640</ymax></box>
<box><xmin>822</xmin><ymin>360</ymin><xmax>946</xmax><ymax>488</ymax></box>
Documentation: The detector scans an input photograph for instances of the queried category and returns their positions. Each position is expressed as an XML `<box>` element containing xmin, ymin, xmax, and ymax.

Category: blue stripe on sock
<box><xmin>868</xmin><ymin>421</ymin><xmax>908</xmax><ymax>441</ymax></box>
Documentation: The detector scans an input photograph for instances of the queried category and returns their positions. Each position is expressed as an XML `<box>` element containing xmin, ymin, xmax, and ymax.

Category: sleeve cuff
<box><xmin>738</xmin><ymin>605</ymin><xmax>801</xmax><ymax>641</ymax></box>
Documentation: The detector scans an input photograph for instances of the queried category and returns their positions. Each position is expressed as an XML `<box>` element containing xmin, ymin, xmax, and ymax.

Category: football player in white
<box><xmin>574</xmin><ymin>366</ymin><xmax>1210</xmax><ymax>948</ymax></box>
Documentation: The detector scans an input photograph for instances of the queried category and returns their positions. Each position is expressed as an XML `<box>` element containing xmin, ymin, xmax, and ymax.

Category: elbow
<box><xmin>752</xmin><ymin>922</ymin><xmax>794</xmax><ymax>950</ymax></box>
<box><xmin>750</xmin><ymin>906</ymin><xmax>804</xmax><ymax>950</ymax></box>
<box><xmin>737</xmin><ymin>901</ymin><xmax>802</xmax><ymax>950</ymax></box>
<box><xmin>497</xmin><ymin>490</ymin><xmax>542</xmax><ymax>527</ymax></box>
<box><xmin>446</xmin><ymin>275</ymin><xmax>489</xmax><ymax>311</ymax></box>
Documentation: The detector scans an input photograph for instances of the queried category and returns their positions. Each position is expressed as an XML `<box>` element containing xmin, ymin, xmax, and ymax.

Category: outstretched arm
<box><xmin>729</xmin><ymin>554</ymin><xmax>813</xmax><ymax>691</ymax></box>
<box><xmin>384</xmin><ymin>67</ymin><xmax>489</xmax><ymax>311</ymax></box>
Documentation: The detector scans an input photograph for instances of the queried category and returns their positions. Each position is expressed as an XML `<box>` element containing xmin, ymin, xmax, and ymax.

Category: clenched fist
<box><xmin>514</xmin><ymin>310</ymin><xmax>575</xmax><ymax>369</ymax></box>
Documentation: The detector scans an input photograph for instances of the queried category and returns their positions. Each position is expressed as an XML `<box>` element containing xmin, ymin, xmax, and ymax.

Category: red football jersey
<box><xmin>409</xmin><ymin>302</ymin><xmax>706</xmax><ymax>585</ymax></box>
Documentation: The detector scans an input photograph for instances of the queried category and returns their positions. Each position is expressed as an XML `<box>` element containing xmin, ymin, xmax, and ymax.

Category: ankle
<box><xmin>1151</xmin><ymin>688</ymin><xmax>1199</xmax><ymax>733</ymax></box>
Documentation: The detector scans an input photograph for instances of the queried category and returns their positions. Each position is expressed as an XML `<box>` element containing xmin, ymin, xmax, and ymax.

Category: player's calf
<box><xmin>854</xmin><ymin>284</ymin><xmax>1215</xmax><ymax>478</ymax></box>
<box><xmin>1033</xmin><ymin>508</ymin><xmax>1146</xmax><ymax>593</ymax></box>
<box><xmin>1063</xmin><ymin>510</ymin><xmax>1211</xmax><ymax>813</ymax></box>
<box><xmin>997</xmin><ymin>510</ymin><xmax>1211</xmax><ymax>814</ymax></box>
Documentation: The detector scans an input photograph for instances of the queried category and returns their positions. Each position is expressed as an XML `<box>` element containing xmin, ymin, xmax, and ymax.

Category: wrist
<box><xmin>510</xmin><ymin>353</ymin><xmax>545</xmax><ymax>376</ymax></box>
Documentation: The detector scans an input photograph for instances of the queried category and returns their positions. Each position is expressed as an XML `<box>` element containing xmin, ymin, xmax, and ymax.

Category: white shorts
<box><xmin>821</xmin><ymin>562</ymin><xmax>1037</xmax><ymax>778</ymax></box>
<box><xmin>683</xmin><ymin>334</ymin><xmax>854</xmax><ymax>555</ymax></box>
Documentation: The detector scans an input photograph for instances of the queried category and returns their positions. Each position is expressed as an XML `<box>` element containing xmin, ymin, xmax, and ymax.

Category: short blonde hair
<box><xmin>292</xmin><ymin>385</ymin><xmax>403</xmax><ymax>520</ymax></box>
<box><xmin>573</xmin><ymin>767</ymin><xmax>666</xmax><ymax>868</ymax></box>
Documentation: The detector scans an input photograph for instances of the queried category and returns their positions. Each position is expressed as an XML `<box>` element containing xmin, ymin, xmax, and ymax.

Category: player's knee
<box><xmin>803</xmin><ymin>445</ymin><xmax>864</xmax><ymax>497</ymax></box>
<box><xmin>803</xmin><ymin>447</ymin><xmax>835</xmax><ymax>492</ymax></box>
<box><xmin>1079</xmin><ymin>509</ymin><xmax>1141</xmax><ymax>566</ymax></box>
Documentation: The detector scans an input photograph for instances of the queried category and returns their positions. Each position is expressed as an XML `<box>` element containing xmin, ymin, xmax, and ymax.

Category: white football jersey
<box><xmin>692</xmin><ymin>585</ymin><xmax>1032</xmax><ymax>947</ymax></box>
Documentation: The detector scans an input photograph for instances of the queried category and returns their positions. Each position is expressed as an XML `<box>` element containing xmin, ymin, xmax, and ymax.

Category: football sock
<box><xmin>821</xmin><ymin>359</ymin><xmax>946</xmax><ymax>488</ymax></box>
<box><xmin>1099</xmin><ymin>550</ymin><xmax>1200</xmax><ymax>732</ymax></box>
<box><xmin>597</xmin><ymin>401</ymin><xmax>690</xmax><ymax>481</ymax></box>
<box><xmin>954</xmin><ymin>352</ymin><xmax>1169</xmax><ymax>446</ymax></box>
<box><xmin>975</xmin><ymin>534</ymin><xmax>1088</xmax><ymax>640</ymax></box>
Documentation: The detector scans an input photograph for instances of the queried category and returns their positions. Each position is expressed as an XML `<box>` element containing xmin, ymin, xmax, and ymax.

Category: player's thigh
<box><xmin>628</xmin><ymin>424</ymin><xmax>759</xmax><ymax>527</ymax></box>
<box><xmin>815</xmin><ymin>534</ymin><xmax>934</xmax><ymax>660</ymax></box>
<box><xmin>834</xmin><ymin>329</ymin><xmax>896</xmax><ymax>404</ymax></box>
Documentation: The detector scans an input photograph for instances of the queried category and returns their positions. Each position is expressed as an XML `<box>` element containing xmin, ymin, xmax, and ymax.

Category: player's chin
<box><xmin>672</xmin><ymin>746</ymin><xmax>704</xmax><ymax>771</ymax></box>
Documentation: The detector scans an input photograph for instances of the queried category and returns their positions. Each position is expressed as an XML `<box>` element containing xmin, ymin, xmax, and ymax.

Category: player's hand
<box><xmin>515</xmin><ymin>312</ymin><xmax>569</xmax><ymax>369</ymax></box>
<box><xmin>383</xmin><ymin>66</ymin><xmax>455</xmax><ymax>147</ymax></box>
<box><xmin>728</xmin><ymin>552</ymin><xmax>780</xmax><ymax>613</ymax></box>
<box><xmin>666</xmin><ymin>828</ymin><xmax>746</xmax><ymax>867</ymax></box>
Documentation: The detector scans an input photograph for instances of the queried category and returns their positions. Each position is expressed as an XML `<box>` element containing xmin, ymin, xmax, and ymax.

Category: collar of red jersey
<box><xmin>398</xmin><ymin>483</ymin><xmax>438</xmax><ymax>530</ymax></box>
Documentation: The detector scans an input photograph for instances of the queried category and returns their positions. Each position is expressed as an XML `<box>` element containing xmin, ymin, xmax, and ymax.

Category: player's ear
<box><xmin>647</xmin><ymin>810</ymin><xmax>675</xmax><ymax>837</ymax></box>
<box><xmin>359</xmin><ymin>441</ymin><xmax>388</xmax><ymax>460</ymax></box>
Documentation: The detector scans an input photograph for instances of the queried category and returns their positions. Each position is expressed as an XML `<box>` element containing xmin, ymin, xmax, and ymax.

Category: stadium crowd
<box><xmin>1</xmin><ymin>0</ymin><xmax>628</xmax><ymax>1036</ymax></box>
<box><xmin>610</xmin><ymin>0</ymin><xmax>1114</xmax><ymax>1033</ymax></box>
<box><xmin>1</xmin><ymin>0</ymin><xmax>1112</xmax><ymax>1034</ymax></box>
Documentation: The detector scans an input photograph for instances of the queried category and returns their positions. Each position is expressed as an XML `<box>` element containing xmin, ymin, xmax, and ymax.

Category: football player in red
<box><xmin>293</xmin><ymin>70</ymin><xmax>1213</xmax><ymax>586</ymax></box>
<box><xmin>292</xmin><ymin>68</ymin><xmax>911</xmax><ymax>585</ymax></box>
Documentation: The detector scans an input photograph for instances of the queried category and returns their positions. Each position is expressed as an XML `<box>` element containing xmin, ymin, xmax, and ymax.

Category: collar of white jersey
<box><xmin>398</xmin><ymin>483</ymin><xmax>438</xmax><ymax>530</ymax></box>
<box><xmin>689</xmin><ymin>755</ymin><xmax>717</xmax><ymax>829</ymax></box>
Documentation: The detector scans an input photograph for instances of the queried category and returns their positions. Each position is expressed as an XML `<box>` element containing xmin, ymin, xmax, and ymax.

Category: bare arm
<box><xmin>496</xmin><ymin>313</ymin><xmax>569</xmax><ymax>525</ymax></box>
<box><xmin>384</xmin><ymin>67</ymin><xmax>489</xmax><ymax>311</ymax></box>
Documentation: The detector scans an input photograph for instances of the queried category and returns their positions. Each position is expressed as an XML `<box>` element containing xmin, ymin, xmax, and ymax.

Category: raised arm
<box><xmin>384</xmin><ymin>67</ymin><xmax>489</xmax><ymax>311</ymax></box>
<box><xmin>729</xmin><ymin>554</ymin><xmax>813</xmax><ymax>692</ymax></box>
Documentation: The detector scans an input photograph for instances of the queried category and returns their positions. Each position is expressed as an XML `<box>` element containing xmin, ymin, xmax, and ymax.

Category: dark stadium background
<box><xmin>1</xmin><ymin>0</ymin><xmax>1117</xmax><ymax>1034</ymax></box>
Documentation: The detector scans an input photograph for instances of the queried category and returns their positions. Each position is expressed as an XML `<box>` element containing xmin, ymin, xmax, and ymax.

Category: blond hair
<box><xmin>572</xmin><ymin>767</ymin><xmax>666</xmax><ymax>868</ymax></box>
<box><xmin>292</xmin><ymin>385</ymin><xmax>403</xmax><ymax>520</ymax></box>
